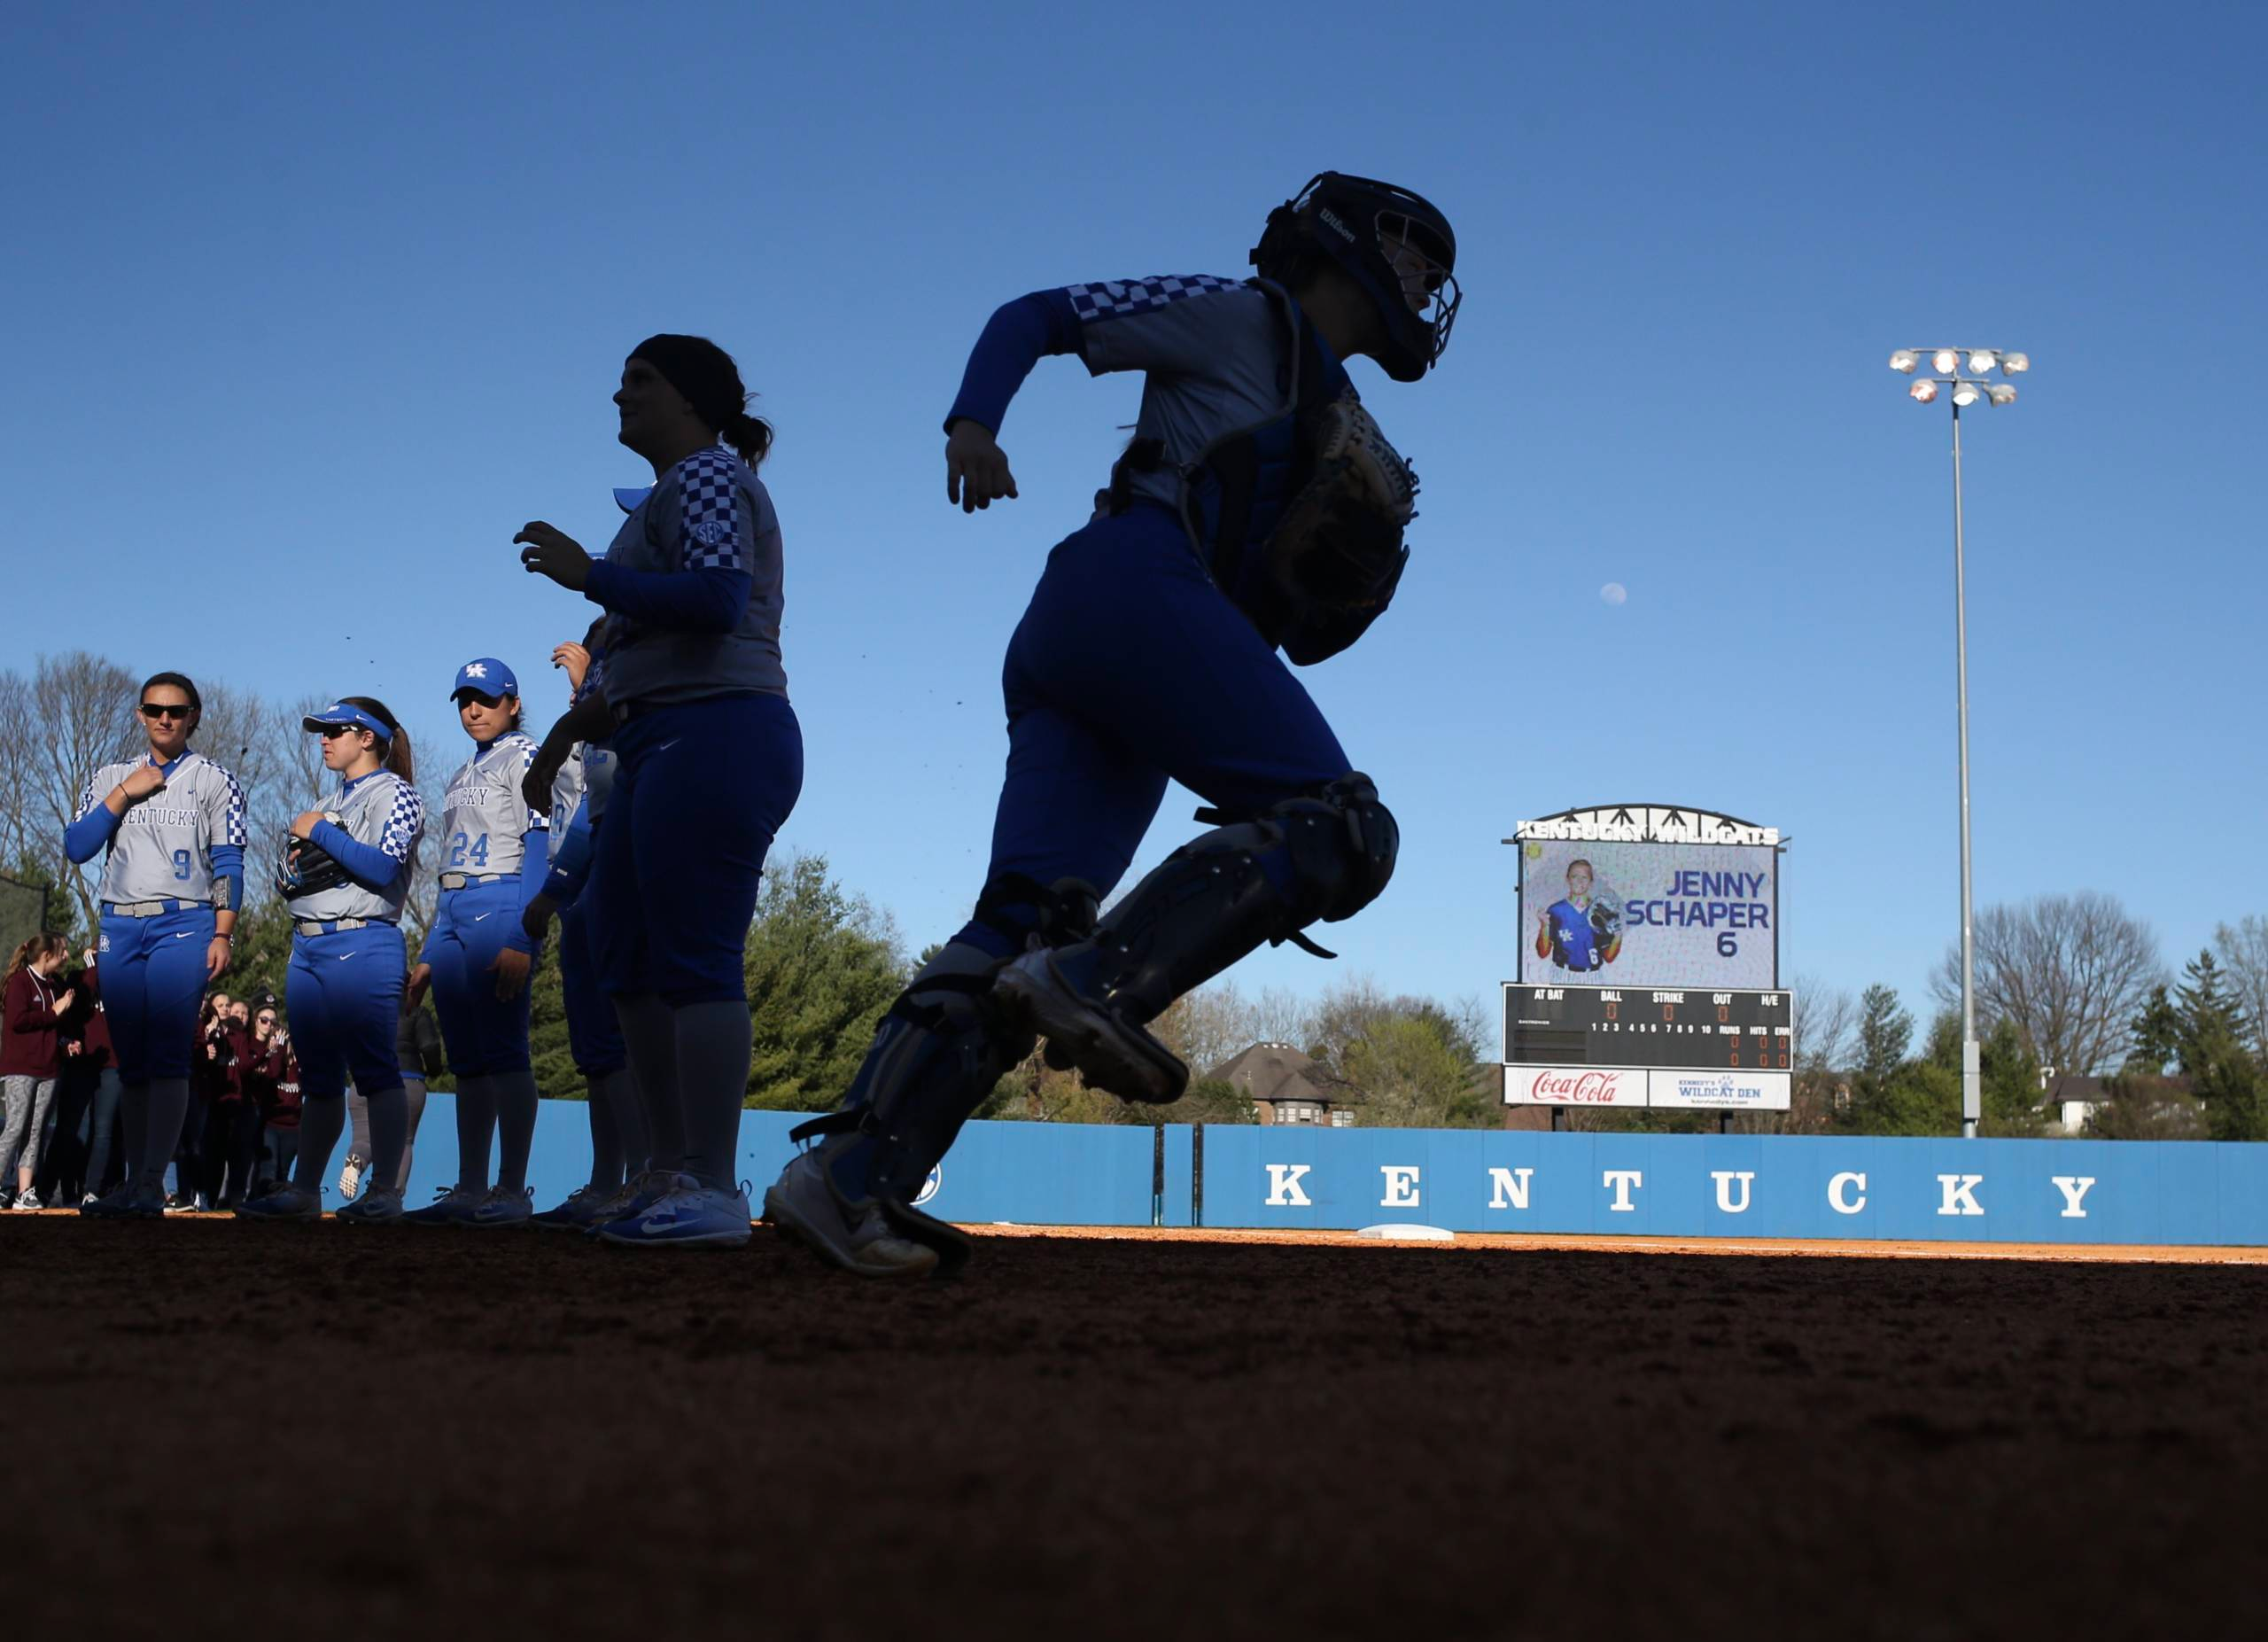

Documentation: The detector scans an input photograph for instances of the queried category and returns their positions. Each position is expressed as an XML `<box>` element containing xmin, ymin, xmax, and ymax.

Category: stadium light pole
<box><xmin>1888</xmin><ymin>347</ymin><xmax>2028</xmax><ymax>1139</ymax></box>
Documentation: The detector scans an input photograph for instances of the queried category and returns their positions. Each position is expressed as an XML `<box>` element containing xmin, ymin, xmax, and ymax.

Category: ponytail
<box><xmin>6</xmin><ymin>931</ymin><xmax>66</xmax><ymax>982</ymax></box>
<box><xmin>341</xmin><ymin>696</ymin><xmax>414</xmax><ymax>782</ymax></box>
<box><xmin>722</xmin><ymin>410</ymin><xmax>773</xmax><ymax>468</ymax></box>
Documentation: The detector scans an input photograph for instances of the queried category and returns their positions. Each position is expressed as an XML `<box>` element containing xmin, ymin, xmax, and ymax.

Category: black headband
<box><xmin>630</xmin><ymin>334</ymin><xmax>742</xmax><ymax>432</ymax></box>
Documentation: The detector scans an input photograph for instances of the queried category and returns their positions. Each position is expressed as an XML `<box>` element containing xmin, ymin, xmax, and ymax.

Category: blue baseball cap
<box><xmin>450</xmin><ymin>658</ymin><xmax>519</xmax><ymax>700</ymax></box>
<box><xmin>302</xmin><ymin>702</ymin><xmax>394</xmax><ymax>742</ymax></box>
<box><xmin>614</xmin><ymin>486</ymin><xmax>653</xmax><ymax>514</ymax></box>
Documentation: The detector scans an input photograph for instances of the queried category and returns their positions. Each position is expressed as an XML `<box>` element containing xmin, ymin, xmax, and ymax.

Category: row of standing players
<box><xmin>51</xmin><ymin>171</ymin><xmax>1464</xmax><ymax>1274</ymax></box>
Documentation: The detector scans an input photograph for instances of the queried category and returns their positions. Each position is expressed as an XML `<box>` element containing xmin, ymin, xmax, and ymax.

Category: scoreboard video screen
<box><xmin>1518</xmin><ymin>837</ymin><xmax>1779</xmax><ymax>991</ymax></box>
<box><xmin>1503</xmin><ymin>985</ymin><xmax>1793</xmax><ymax>1072</ymax></box>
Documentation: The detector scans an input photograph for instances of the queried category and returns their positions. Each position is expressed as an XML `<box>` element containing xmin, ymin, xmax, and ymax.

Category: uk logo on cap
<box><xmin>451</xmin><ymin>658</ymin><xmax>518</xmax><ymax>699</ymax></box>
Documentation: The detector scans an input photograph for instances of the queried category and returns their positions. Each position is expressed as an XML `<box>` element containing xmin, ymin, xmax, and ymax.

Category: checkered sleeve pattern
<box><xmin>514</xmin><ymin>737</ymin><xmax>548</xmax><ymax>829</ymax></box>
<box><xmin>1062</xmin><ymin>274</ymin><xmax>1243</xmax><ymax>323</ymax></box>
<box><xmin>218</xmin><ymin>769</ymin><xmax>249</xmax><ymax>847</ymax></box>
<box><xmin>379</xmin><ymin>782</ymin><xmax>426</xmax><ymax>865</ymax></box>
<box><xmin>675</xmin><ymin>447</ymin><xmax>745</xmax><ymax>572</ymax></box>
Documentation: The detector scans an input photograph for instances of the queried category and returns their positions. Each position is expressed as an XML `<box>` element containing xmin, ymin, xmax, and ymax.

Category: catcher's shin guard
<box><xmin>998</xmin><ymin>775</ymin><xmax>1397</xmax><ymax>1102</ymax></box>
<box><xmin>787</xmin><ymin>940</ymin><xmax>1034</xmax><ymax>1248</ymax></box>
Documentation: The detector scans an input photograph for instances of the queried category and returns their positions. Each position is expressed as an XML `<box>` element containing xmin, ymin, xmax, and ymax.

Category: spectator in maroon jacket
<box><xmin>194</xmin><ymin>997</ymin><xmax>260</xmax><ymax>1210</ymax></box>
<box><xmin>251</xmin><ymin>1015</ymin><xmax>303</xmax><ymax>1188</ymax></box>
<box><xmin>175</xmin><ymin>993</ymin><xmax>231</xmax><ymax>1210</ymax></box>
<box><xmin>4</xmin><ymin>932</ymin><xmax>77</xmax><ymax>1210</ymax></box>
<box><xmin>241</xmin><ymin>1003</ymin><xmax>295</xmax><ymax>1191</ymax></box>
<box><xmin>43</xmin><ymin>951</ymin><xmax>123</xmax><ymax>1203</ymax></box>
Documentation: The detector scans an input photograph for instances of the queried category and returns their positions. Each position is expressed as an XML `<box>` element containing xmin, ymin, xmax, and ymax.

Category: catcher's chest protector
<box><xmin>1168</xmin><ymin>282</ymin><xmax>1338</xmax><ymax>640</ymax></box>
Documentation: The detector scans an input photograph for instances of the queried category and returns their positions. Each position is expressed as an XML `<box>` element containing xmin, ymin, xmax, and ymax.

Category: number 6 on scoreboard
<box><xmin>1717</xmin><ymin>932</ymin><xmax>1738</xmax><ymax>958</ymax></box>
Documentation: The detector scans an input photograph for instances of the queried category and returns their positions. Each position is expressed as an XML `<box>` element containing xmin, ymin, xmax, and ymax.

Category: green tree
<box><xmin>1855</xmin><ymin>984</ymin><xmax>1912</xmax><ymax>1089</ymax></box>
<box><xmin>2124</xmin><ymin>952</ymin><xmax>2264</xmax><ymax>1140</ymax></box>
<box><xmin>742</xmin><ymin>852</ymin><xmax>904</xmax><ymax>1111</ymax></box>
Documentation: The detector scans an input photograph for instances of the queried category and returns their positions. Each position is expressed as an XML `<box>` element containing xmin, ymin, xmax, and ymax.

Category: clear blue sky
<box><xmin>4</xmin><ymin>1</ymin><xmax>2262</xmax><ymax>1029</ymax></box>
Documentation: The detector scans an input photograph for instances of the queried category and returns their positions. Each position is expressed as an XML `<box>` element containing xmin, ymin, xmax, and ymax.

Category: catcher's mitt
<box><xmin>1267</xmin><ymin>392</ymin><xmax>1417</xmax><ymax>665</ymax></box>
<box><xmin>275</xmin><ymin>821</ymin><xmax>350</xmax><ymax>899</ymax></box>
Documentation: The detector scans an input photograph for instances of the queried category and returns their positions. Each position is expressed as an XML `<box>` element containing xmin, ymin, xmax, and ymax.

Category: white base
<box><xmin>1356</xmin><ymin>1223</ymin><xmax>1455</xmax><ymax>1241</ymax></box>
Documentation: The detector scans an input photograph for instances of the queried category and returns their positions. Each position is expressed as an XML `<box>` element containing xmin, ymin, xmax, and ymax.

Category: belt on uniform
<box><xmin>295</xmin><ymin>917</ymin><xmax>396</xmax><ymax>936</ymax></box>
<box><xmin>439</xmin><ymin>872</ymin><xmax>510</xmax><ymax>891</ymax></box>
<box><xmin>104</xmin><ymin>899</ymin><xmax>208</xmax><ymax>917</ymax></box>
<box><xmin>613</xmin><ymin>688</ymin><xmax>763</xmax><ymax>726</ymax></box>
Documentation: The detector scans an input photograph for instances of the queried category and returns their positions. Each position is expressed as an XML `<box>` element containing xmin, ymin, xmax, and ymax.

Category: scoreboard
<box><xmin>1504</xmin><ymin>985</ymin><xmax>1793</xmax><ymax>1071</ymax></box>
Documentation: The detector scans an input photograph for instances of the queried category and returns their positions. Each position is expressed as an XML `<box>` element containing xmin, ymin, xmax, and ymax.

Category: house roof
<box><xmin>1208</xmin><ymin>1041</ymin><xmax>1363</xmax><ymax>1106</ymax></box>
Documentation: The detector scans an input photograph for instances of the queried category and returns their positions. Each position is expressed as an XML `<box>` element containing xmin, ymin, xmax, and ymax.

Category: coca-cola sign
<box><xmin>1505</xmin><ymin>1065</ymin><xmax>1642</xmax><ymax>1105</ymax></box>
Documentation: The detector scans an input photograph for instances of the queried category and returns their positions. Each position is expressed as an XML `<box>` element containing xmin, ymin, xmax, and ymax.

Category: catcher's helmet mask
<box><xmin>1253</xmin><ymin>172</ymin><xmax>1460</xmax><ymax>383</ymax></box>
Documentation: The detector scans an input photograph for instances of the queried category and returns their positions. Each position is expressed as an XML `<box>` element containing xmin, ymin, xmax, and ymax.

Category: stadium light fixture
<box><xmin>1886</xmin><ymin>344</ymin><xmax>2032</xmax><ymax>1140</ymax></box>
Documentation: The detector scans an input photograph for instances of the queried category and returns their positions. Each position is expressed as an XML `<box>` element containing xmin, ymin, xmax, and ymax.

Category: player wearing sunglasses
<box><xmin>66</xmin><ymin>672</ymin><xmax>246</xmax><ymax>1218</ymax></box>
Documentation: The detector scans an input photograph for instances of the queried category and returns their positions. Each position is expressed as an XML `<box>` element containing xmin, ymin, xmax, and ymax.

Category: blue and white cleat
<box><xmin>468</xmin><ymin>1185</ymin><xmax>534</xmax><ymax>1229</ymax></box>
<box><xmin>762</xmin><ymin>1152</ymin><xmax>940</xmax><ymax>1279</ymax></box>
<box><xmin>597</xmin><ymin>1175</ymin><xmax>753</xmax><ymax>1249</ymax></box>
<box><xmin>402</xmin><ymin>1184</ymin><xmax>485</xmax><ymax>1227</ymax></box>
<box><xmin>336</xmin><ymin>1185</ymin><xmax>404</xmax><ymax>1225</ymax></box>
<box><xmin>582</xmin><ymin>1170</ymin><xmax>673</xmax><ymax>1239</ymax></box>
<box><xmin>531</xmin><ymin>1185</ymin><xmax>610</xmax><ymax>1232</ymax></box>
<box><xmin>81</xmin><ymin>1179</ymin><xmax>166</xmax><ymax>1219</ymax></box>
<box><xmin>234</xmin><ymin>1181</ymin><xmax>322</xmax><ymax>1223</ymax></box>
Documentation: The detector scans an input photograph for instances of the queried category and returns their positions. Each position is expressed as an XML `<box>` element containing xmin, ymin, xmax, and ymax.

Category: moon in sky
<box><xmin>1600</xmin><ymin>582</ymin><xmax>1627</xmax><ymax>606</ymax></box>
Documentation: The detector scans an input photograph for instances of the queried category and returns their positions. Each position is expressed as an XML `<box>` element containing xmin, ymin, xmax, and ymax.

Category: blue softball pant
<box><xmin>423</xmin><ymin>882</ymin><xmax>533</xmax><ymax>1077</ymax></box>
<box><xmin>285</xmin><ymin>923</ymin><xmax>407</xmax><ymax>1101</ymax></box>
<box><xmin>591</xmin><ymin>692</ymin><xmax>803</xmax><ymax>1005</ymax></box>
<box><xmin>557</xmin><ymin>900</ymin><xmax>624</xmax><ymax>1076</ymax></box>
<box><xmin>96</xmin><ymin>903</ymin><xmax>214</xmax><ymax>1082</ymax></box>
<box><xmin>954</xmin><ymin>504</ymin><xmax>1351</xmax><ymax>956</ymax></box>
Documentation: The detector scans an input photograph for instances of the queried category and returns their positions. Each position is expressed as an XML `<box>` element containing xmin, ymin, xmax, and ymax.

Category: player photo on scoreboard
<box><xmin>1519</xmin><ymin>839</ymin><xmax>1778</xmax><ymax>990</ymax></box>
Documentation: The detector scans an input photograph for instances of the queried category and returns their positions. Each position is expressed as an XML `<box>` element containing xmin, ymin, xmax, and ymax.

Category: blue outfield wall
<box><xmin>1194</xmin><ymin>1126</ymin><xmax>2268</xmax><ymax>1246</ymax></box>
<box><xmin>402</xmin><ymin>1099</ymin><xmax>2268</xmax><ymax>1246</ymax></box>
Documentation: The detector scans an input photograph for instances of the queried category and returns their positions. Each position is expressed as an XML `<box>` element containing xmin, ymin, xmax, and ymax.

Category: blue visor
<box><xmin>614</xmin><ymin>486</ymin><xmax>653</xmax><ymax>515</ymax></box>
<box><xmin>302</xmin><ymin>703</ymin><xmax>392</xmax><ymax>742</ymax></box>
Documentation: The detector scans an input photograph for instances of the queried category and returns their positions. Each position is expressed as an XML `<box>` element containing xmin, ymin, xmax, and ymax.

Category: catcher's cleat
<box><xmin>763</xmin><ymin>1152</ymin><xmax>941</xmax><ymax>1280</ymax></box>
<box><xmin>992</xmin><ymin>949</ymin><xmax>1187</xmax><ymax>1105</ymax></box>
<box><xmin>234</xmin><ymin>1181</ymin><xmax>322</xmax><ymax>1223</ymax></box>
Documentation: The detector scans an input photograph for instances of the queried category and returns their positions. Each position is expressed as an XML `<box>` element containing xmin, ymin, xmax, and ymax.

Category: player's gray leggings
<box><xmin>346</xmin><ymin>1078</ymin><xmax>427</xmax><ymax>1191</ymax></box>
<box><xmin>2</xmin><ymin>1075</ymin><xmax>58</xmax><ymax>1182</ymax></box>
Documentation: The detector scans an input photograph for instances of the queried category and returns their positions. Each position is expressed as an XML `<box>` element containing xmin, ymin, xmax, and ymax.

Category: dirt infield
<box><xmin>5</xmin><ymin>1218</ymin><xmax>2264</xmax><ymax>1638</ymax></box>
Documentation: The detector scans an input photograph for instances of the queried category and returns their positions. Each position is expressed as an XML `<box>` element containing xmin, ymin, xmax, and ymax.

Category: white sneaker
<box><xmin>763</xmin><ymin>1153</ymin><xmax>939</xmax><ymax>1278</ymax></box>
<box><xmin>597</xmin><ymin>1176</ymin><xmax>752</xmax><ymax>1249</ymax></box>
<box><xmin>81</xmin><ymin>1192</ymin><xmax>99</xmax><ymax>1207</ymax></box>
<box><xmin>10</xmin><ymin>1190</ymin><xmax>41</xmax><ymax>1212</ymax></box>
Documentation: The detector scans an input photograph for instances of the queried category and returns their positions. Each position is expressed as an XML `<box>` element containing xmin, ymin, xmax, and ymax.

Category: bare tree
<box><xmin>1789</xmin><ymin>975</ymin><xmax>1857</xmax><ymax>1074</ymax></box>
<box><xmin>2212</xmin><ymin>916</ymin><xmax>2268</xmax><ymax>1062</ymax></box>
<box><xmin>23</xmin><ymin>654</ymin><xmax>140</xmax><ymax>930</ymax></box>
<box><xmin>1930</xmin><ymin>891</ymin><xmax>2163</xmax><ymax>1077</ymax></box>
